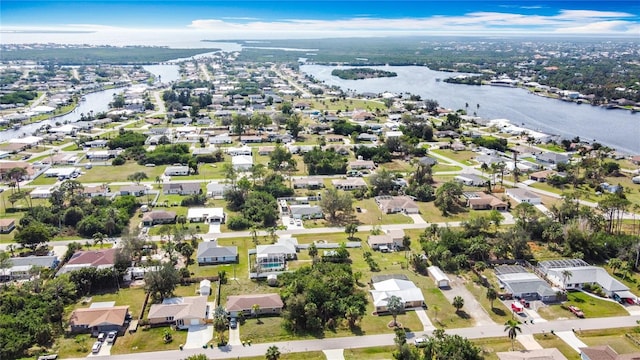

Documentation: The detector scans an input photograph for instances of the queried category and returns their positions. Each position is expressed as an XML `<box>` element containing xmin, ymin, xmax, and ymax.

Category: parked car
<box><xmin>106</xmin><ymin>331</ymin><xmax>117</xmax><ymax>344</ymax></box>
<box><xmin>295</xmin><ymin>219</ymin><xmax>302</xmax><ymax>226</ymax></box>
<box><xmin>414</xmin><ymin>337</ymin><xmax>427</xmax><ymax>347</ymax></box>
<box><xmin>229</xmin><ymin>318</ymin><xmax>238</xmax><ymax>329</ymax></box>
<box><xmin>91</xmin><ymin>341</ymin><xmax>102</xmax><ymax>354</ymax></box>
<box><xmin>97</xmin><ymin>333</ymin><xmax>105</xmax><ymax>342</ymax></box>
<box><xmin>289</xmin><ymin>219</ymin><xmax>294</xmax><ymax>225</ymax></box>
<box><xmin>568</xmin><ymin>305</ymin><xmax>584</xmax><ymax>318</ymax></box>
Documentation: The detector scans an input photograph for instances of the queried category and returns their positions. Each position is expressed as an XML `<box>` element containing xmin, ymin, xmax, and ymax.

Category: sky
<box><xmin>1</xmin><ymin>0</ymin><xmax>639</xmax><ymax>43</ymax></box>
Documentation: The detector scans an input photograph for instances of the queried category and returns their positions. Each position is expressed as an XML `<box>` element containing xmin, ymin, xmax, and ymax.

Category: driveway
<box><xmin>282</xmin><ymin>216</ymin><xmax>304</xmax><ymax>230</ymax></box>
<box><xmin>208</xmin><ymin>224</ymin><xmax>221</xmax><ymax>234</ymax></box>
<box><xmin>184</xmin><ymin>325</ymin><xmax>213</xmax><ymax>349</ymax></box>
<box><xmin>228</xmin><ymin>324</ymin><xmax>241</xmax><ymax>346</ymax></box>
<box><xmin>87</xmin><ymin>341</ymin><xmax>112</xmax><ymax>357</ymax></box>
<box><xmin>442</xmin><ymin>275</ymin><xmax>496</xmax><ymax>326</ymax></box>
<box><xmin>408</xmin><ymin>214</ymin><xmax>426</xmax><ymax>224</ymax></box>
<box><xmin>518</xmin><ymin>334</ymin><xmax>543</xmax><ymax>350</ymax></box>
<box><xmin>414</xmin><ymin>308</ymin><xmax>436</xmax><ymax>331</ymax></box>
<box><xmin>323</xmin><ymin>349</ymin><xmax>345</xmax><ymax>360</ymax></box>
<box><xmin>555</xmin><ymin>331</ymin><xmax>587</xmax><ymax>353</ymax></box>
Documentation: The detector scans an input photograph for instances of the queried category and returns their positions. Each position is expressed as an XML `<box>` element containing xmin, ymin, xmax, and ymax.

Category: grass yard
<box><xmin>533</xmin><ymin>333</ymin><xmax>581</xmax><ymax>359</ymax></box>
<box><xmin>473</xmin><ymin>337</ymin><xmax>525</xmax><ymax>360</ymax></box>
<box><xmin>577</xmin><ymin>327</ymin><xmax>640</xmax><ymax>354</ymax></box>
<box><xmin>432</xmin><ymin>164</ymin><xmax>463</xmax><ymax>173</ymax></box>
<box><xmin>241</xmin><ymin>351</ymin><xmax>326</xmax><ymax>360</ymax></box>
<box><xmin>537</xmin><ymin>291</ymin><xmax>628</xmax><ymax>320</ymax></box>
<box><xmin>416</xmin><ymin>201</ymin><xmax>471</xmax><ymax>224</ymax></box>
<box><xmin>310</xmin><ymin>99</ymin><xmax>385</xmax><ymax>112</ymax></box>
<box><xmin>353</xmin><ymin>198</ymin><xmax>414</xmax><ymax>226</ymax></box>
<box><xmin>380</xmin><ymin>160</ymin><xmax>413</xmax><ymax>173</ymax></box>
<box><xmin>29</xmin><ymin>175</ymin><xmax>60</xmax><ymax>185</ymax></box>
<box><xmin>110</xmin><ymin>326</ymin><xmax>187</xmax><ymax>355</ymax></box>
<box><xmin>80</xmin><ymin>162</ymin><xmax>165</xmax><ymax>183</ymax></box>
<box><xmin>69</xmin><ymin>286</ymin><xmax>149</xmax><ymax>320</ymax></box>
<box><xmin>464</xmin><ymin>280</ymin><xmax>513</xmax><ymax>324</ymax></box>
<box><xmin>50</xmin><ymin>333</ymin><xmax>96</xmax><ymax>359</ymax></box>
<box><xmin>344</xmin><ymin>346</ymin><xmax>395</xmax><ymax>359</ymax></box>
<box><xmin>431</xmin><ymin>149</ymin><xmax>477</xmax><ymax>165</ymax></box>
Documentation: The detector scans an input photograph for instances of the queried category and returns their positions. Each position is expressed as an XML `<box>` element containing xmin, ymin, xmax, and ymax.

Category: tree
<box><xmin>127</xmin><ymin>171</ymin><xmax>148</xmax><ymax>185</ymax></box>
<box><xmin>421</xmin><ymin>329</ymin><xmax>482</xmax><ymax>360</ymax></box>
<box><xmin>486</xmin><ymin>288</ymin><xmax>498</xmax><ymax>309</ymax></box>
<box><xmin>268</xmin><ymin>144</ymin><xmax>296</xmax><ymax>173</ymax></box>
<box><xmin>144</xmin><ymin>263</ymin><xmax>180</xmax><ymax>301</ymax></box>
<box><xmin>345</xmin><ymin>223</ymin><xmax>358</xmax><ymax>240</ymax></box>
<box><xmin>387</xmin><ymin>295</ymin><xmax>404</xmax><ymax>327</ymax></box>
<box><xmin>265</xmin><ymin>345</ymin><xmax>281</xmax><ymax>360</ymax></box>
<box><xmin>308</xmin><ymin>243</ymin><xmax>318</xmax><ymax>264</ymax></box>
<box><xmin>370</xmin><ymin>168</ymin><xmax>396</xmax><ymax>196</ymax></box>
<box><xmin>452</xmin><ymin>295</ymin><xmax>464</xmax><ymax>312</ymax></box>
<box><xmin>250</xmin><ymin>164</ymin><xmax>267</xmax><ymax>185</ymax></box>
<box><xmin>286</xmin><ymin>113</ymin><xmax>303</xmax><ymax>139</ymax></box>
<box><xmin>252</xmin><ymin>303</ymin><xmax>262</xmax><ymax>323</ymax></box>
<box><xmin>561</xmin><ymin>269</ymin><xmax>573</xmax><ymax>289</ymax></box>
<box><xmin>504</xmin><ymin>319</ymin><xmax>522</xmax><ymax>351</ymax></box>
<box><xmin>609</xmin><ymin>258</ymin><xmax>623</xmax><ymax>275</ymax></box>
<box><xmin>319</xmin><ymin>188</ymin><xmax>353</xmax><ymax>224</ymax></box>
<box><xmin>14</xmin><ymin>222</ymin><xmax>53</xmax><ymax>250</ymax></box>
<box><xmin>92</xmin><ymin>232</ymin><xmax>106</xmax><ymax>248</ymax></box>
<box><xmin>434</xmin><ymin>181</ymin><xmax>464</xmax><ymax>216</ymax></box>
<box><xmin>6</xmin><ymin>167</ymin><xmax>27</xmax><ymax>193</ymax></box>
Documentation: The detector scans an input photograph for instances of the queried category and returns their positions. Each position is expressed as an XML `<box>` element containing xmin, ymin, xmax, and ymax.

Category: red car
<box><xmin>568</xmin><ymin>305</ymin><xmax>584</xmax><ymax>318</ymax></box>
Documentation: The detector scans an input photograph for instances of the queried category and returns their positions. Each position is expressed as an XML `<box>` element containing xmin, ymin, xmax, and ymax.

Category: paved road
<box><xmin>68</xmin><ymin>314</ymin><xmax>640</xmax><ymax>360</ymax></box>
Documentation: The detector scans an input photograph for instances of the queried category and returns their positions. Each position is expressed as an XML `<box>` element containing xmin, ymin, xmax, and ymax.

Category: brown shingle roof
<box><xmin>225</xmin><ymin>293</ymin><xmax>283</xmax><ymax>312</ymax></box>
<box><xmin>67</xmin><ymin>249</ymin><xmax>117</xmax><ymax>267</ymax></box>
<box><xmin>148</xmin><ymin>296</ymin><xmax>207</xmax><ymax>320</ymax></box>
<box><xmin>69</xmin><ymin>306</ymin><xmax>129</xmax><ymax>327</ymax></box>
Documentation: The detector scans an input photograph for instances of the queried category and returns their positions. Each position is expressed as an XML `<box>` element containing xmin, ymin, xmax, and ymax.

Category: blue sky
<box><xmin>2</xmin><ymin>1</ymin><xmax>639</xmax><ymax>38</ymax></box>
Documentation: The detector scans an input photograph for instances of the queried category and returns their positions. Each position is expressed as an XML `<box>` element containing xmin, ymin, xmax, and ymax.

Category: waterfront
<box><xmin>302</xmin><ymin>65</ymin><xmax>640</xmax><ymax>154</ymax></box>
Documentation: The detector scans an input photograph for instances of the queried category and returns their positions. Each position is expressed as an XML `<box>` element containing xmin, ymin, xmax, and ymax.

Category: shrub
<box><xmin>227</xmin><ymin>216</ymin><xmax>251</xmax><ymax>230</ymax></box>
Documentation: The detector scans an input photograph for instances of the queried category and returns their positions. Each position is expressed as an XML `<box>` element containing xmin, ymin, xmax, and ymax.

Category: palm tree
<box><xmin>6</xmin><ymin>167</ymin><xmax>27</xmax><ymax>193</ymax></box>
<box><xmin>265</xmin><ymin>345</ymin><xmax>281</xmax><ymax>360</ymax></box>
<box><xmin>486</xmin><ymin>288</ymin><xmax>498</xmax><ymax>309</ymax></box>
<box><xmin>609</xmin><ymin>258</ymin><xmax>623</xmax><ymax>275</ymax></box>
<box><xmin>92</xmin><ymin>232</ymin><xmax>106</xmax><ymax>248</ymax></box>
<box><xmin>504</xmin><ymin>319</ymin><xmax>522</xmax><ymax>351</ymax></box>
<box><xmin>308</xmin><ymin>243</ymin><xmax>318</xmax><ymax>265</ymax></box>
<box><xmin>387</xmin><ymin>295</ymin><xmax>404</xmax><ymax>327</ymax></box>
<box><xmin>452</xmin><ymin>295</ymin><xmax>465</xmax><ymax>313</ymax></box>
<box><xmin>431</xmin><ymin>304</ymin><xmax>440</xmax><ymax>323</ymax></box>
<box><xmin>561</xmin><ymin>270</ymin><xmax>573</xmax><ymax>289</ymax></box>
<box><xmin>252</xmin><ymin>304</ymin><xmax>261</xmax><ymax>323</ymax></box>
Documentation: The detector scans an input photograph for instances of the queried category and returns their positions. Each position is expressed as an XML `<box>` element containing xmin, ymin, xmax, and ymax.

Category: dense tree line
<box><xmin>331</xmin><ymin>68</ymin><xmax>397</xmax><ymax>80</ymax></box>
<box><xmin>1</xmin><ymin>47</ymin><xmax>215</xmax><ymax>64</ymax></box>
<box><xmin>108</xmin><ymin>130</ymin><xmax>147</xmax><ymax>149</ymax></box>
<box><xmin>0</xmin><ymin>90</ymin><xmax>37</xmax><ymax>104</ymax></box>
<box><xmin>303</xmin><ymin>147</ymin><xmax>348</xmax><ymax>175</ymax></box>
<box><xmin>279</xmin><ymin>262</ymin><xmax>367</xmax><ymax>333</ymax></box>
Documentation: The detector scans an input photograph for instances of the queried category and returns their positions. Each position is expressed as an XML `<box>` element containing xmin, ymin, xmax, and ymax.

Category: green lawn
<box><xmin>465</xmin><ymin>280</ymin><xmax>513</xmax><ymax>324</ymax></box>
<box><xmin>241</xmin><ymin>351</ymin><xmax>326</xmax><ymax>360</ymax></box>
<box><xmin>80</xmin><ymin>162</ymin><xmax>165</xmax><ymax>183</ymax></box>
<box><xmin>577</xmin><ymin>327</ymin><xmax>640</xmax><ymax>354</ymax></box>
<box><xmin>344</xmin><ymin>346</ymin><xmax>395</xmax><ymax>359</ymax></box>
<box><xmin>537</xmin><ymin>291</ymin><xmax>628</xmax><ymax>320</ymax></box>
<box><xmin>432</xmin><ymin>164</ymin><xmax>463</xmax><ymax>172</ymax></box>
<box><xmin>29</xmin><ymin>175</ymin><xmax>59</xmax><ymax>185</ymax></box>
<box><xmin>110</xmin><ymin>326</ymin><xmax>188</xmax><ymax>355</ymax></box>
<box><xmin>431</xmin><ymin>149</ymin><xmax>477</xmax><ymax>165</ymax></box>
<box><xmin>380</xmin><ymin>160</ymin><xmax>413</xmax><ymax>173</ymax></box>
<box><xmin>533</xmin><ymin>333</ymin><xmax>581</xmax><ymax>359</ymax></box>
<box><xmin>310</xmin><ymin>98</ymin><xmax>385</xmax><ymax>112</ymax></box>
<box><xmin>353</xmin><ymin>198</ymin><xmax>414</xmax><ymax>226</ymax></box>
<box><xmin>473</xmin><ymin>337</ymin><xmax>525</xmax><ymax>360</ymax></box>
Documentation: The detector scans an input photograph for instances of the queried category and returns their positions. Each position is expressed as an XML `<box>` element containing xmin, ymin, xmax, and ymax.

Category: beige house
<box><xmin>375</xmin><ymin>195</ymin><xmax>419</xmax><ymax>214</ymax></box>
<box><xmin>225</xmin><ymin>293</ymin><xmax>284</xmax><ymax>318</ymax></box>
<box><xmin>148</xmin><ymin>296</ymin><xmax>208</xmax><ymax>329</ymax></box>
<box><xmin>332</xmin><ymin>178</ymin><xmax>367</xmax><ymax>191</ymax></box>
<box><xmin>69</xmin><ymin>305</ymin><xmax>130</xmax><ymax>335</ymax></box>
<box><xmin>368</xmin><ymin>229</ymin><xmax>405</xmax><ymax>252</ymax></box>
<box><xmin>464</xmin><ymin>192</ymin><xmax>508</xmax><ymax>211</ymax></box>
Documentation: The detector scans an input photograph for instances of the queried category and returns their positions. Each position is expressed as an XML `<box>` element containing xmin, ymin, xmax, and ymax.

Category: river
<box><xmin>301</xmin><ymin>65</ymin><xmax>640</xmax><ymax>155</ymax></box>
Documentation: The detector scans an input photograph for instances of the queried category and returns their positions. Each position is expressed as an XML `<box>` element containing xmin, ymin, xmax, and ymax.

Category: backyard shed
<box><xmin>199</xmin><ymin>280</ymin><xmax>211</xmax><ymax>296</ymax></box>
<box><xmin>427</xmin><ymin>266</ymin><xmax>451</xmax><ymax>288</ymax></box>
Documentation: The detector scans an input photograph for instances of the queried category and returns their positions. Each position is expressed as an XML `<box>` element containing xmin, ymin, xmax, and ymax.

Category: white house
<box><xmin>232</xmin><ymin>155</ymin><xmax>253</xmax><ymax>171</ymax></box>
<box><xmin>505</xmin><ymin>188</ymin><xmax>541</xmax><ymax>204</ymax></box>
<box><xmin>197</xmin><ymin>241</ymin><xmax>238</xmax><ymax>265</ymax></box>
<box><xmin>289</xmin><ymin>205</ymin><xmax>323</xmax><ymax>220</ymax></box>
<box><xmin>227</xmin><ymin>146</ymin><xmax>252</xmax><ymax>156</ymax></box>
<box><xmin>206</xmin><ymin>182</ymin><xmax>232</xmax><ymax>199</ymax></box>
<box><xmin>370</xmin><ymin>278</ymin><xmax>425</xmax><ymax>313</ymax></box>
<box><xmin>187</xmin><ymin>207</ymin><xmax>225</xmax><ymax>224</ymax></box>
<box><xmin>255</xmin><ymin>237</ymin><xmax>298</xmax><ymax>272</ymax></box>
<box><xmin>538</xmin><ymin>259</ymin><xmax>630</xmax><ymax>298</ymax></box>
<box><xmin>164</xmin><ymin>165</ymin><xmax>190</xmax><ymax>176</ymax></box>
<box><xmin>209</xmin><ymin>134</ymin><xmax>233</xmax><ymax>144</ymax></box>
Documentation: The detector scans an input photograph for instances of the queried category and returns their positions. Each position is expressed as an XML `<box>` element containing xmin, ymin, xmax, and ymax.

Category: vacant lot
<box><xmin>537</xmin><ymin>291</ymin><xmax>627</xmax><ymax>320</ymax></box>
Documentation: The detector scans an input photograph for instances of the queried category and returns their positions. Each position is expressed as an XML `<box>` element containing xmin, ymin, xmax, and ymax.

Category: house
<box><xmin>368</xmin><ymin>229</ymin><xmax>405</xmax><ymax>251</ymax></box>
<box><xmin>232</xmin><ymin>155</ymin><xmax>253</xmax><ymax>171</ymax></box>
<box><xmin>255</xmin><ymin>237</ymin><xmax>298</xmax><ymax>272</ymax></box>
<box><xmin>427</xmin><ymin>266</ymin><xmax>451</xmax><ymax>288</ymax></box>
<box><xmin>119</xmin><ymin>185</ymin><xmax>148</xmax><ymax>197</ymax></box>
<box><xmin>375</xmin><ymin>195</ymin><xmax>419</xmax><ymax>214</ymax></box>
<box><xmin>580</xmin><ymin>345</ymin><xmax>640</xmax><ymax>360</ymax></box>
<box><xmin>599</xmin><ymin>182</ymin><xmax>623</xmax><ymax>194</ymax></box>
<box><xmin>332</xmin><ymin>178</ymin><xmax>367</xmax><ymax>191</ymax></box>
<box><xmin>464</xmin><ymin>192</ymin><xmax>508</xmax><ymax>211</ymax></box>
<box><xmin>226</xmin><ymin>146</ymin><xmax>252</xmax><ymax>156</ymax></box>
<box><xmin>147</xmin><ymin>296</ymin><xmax>208</xmax><ymax>329</ymax></box>
<box><xmin>258</xmin><ymin>146</ymin><xmax>276</xmax><ymax>156</ymax></box>
<box><xmin>455</xmin><ymin>173</ymin><xmax>487</xmax><ymax>187</ymax></box>
<box><xmin>293</xmin><ymin>178</ymin><xmax>323</xmax><ymax>189</ymax></box>
<box><xmin>142</xmin><ymin>211</ymin><xmax>177</xmax><ymax>226</ymax></box>
<box><xmin>84</xmin><ymin>139</ymin><xmax>108</xmax><ymax>148</ymax></box>
<box><xmin>58</xmin><ymin>249</ymin><xmax>117</xmax><ymax>275</ymax></box>
<box><xmin>241</xmin><ymin>135</ymin><xmax>264</xmax><ymax>144</ymax></box>
<box><xmin>69</xmin><ymin>305</ymin><xmax>130</xmax><ymax>335</ymax></box>
<box><xmin>529</xmin><ymin>169</ymin><xmax>557</xmax><ymax>182</ymax></box>
<box><xmin>538</xmin><ymin>259</ymin><xmax>629</xmax><ymax>298</ymax></box>
<box><xmin>225</xmin><ymin>293</ymin><xmax>284</xmax><ymax>318</ymax></box>
<box><xmin>356</xmin><ymin>133</ymin><xmax>378</xmax><ymax>142</ymax></box>
<box><xmin>349</xmin><ymin>160</ymin><xmax>376</xmax><ymax>170</ymax></box>
<box><xmin>497</xmin><ymin>348</ymin><xmax>568</xmax><ymax>360</ymax></box>
<box><xmin>0</xmin><ymin>160</ymin><xmax>35</xmax><ymax>180</ymax></box>
<box><xmin>536</xmin><ymin>152</ymin><xmax>570</xmax><ymax>165</ymax></box>
<box><xmin>83</xmin><ymin>185</ymin><xmax>109</xmax><ymax>198</ymax></box>
<box><xmin>418</xmin><ymin>156</ymin><xmax>438</xmax><ymax>167</ymax></box>
<box><xmin>495</xmin><ymin>265</ymin><xmax>557</xmax><ymax>302</ymax></box>
<box><xmin>164</xmin><ymin>166</ymin><xmax>190</xmax><ymax>176</ymax></box>
<box><xmin>209</xmin><ymin>134</ymin><xmax>233</xmax><ymax>144</ymax></box>
<box><xmin>0</xmin><ymin>218</ymin><xmax>16</xmax><ymax>234</ymax></box>
<box><xmin>506</xmin><ymin>188</ymin><xmax>541</xmax><ymax>205</ymax></box>
<box><xmin>370</xmin><ymin>278</ymin><xmax>425</xmax><ymax>313</ymax></box>
<box><xmin>206</xmin><ymin>182</ymin><xmax>231</xmax><ymax>199</ymax></box>
<box><xmin>187</xmin><ymin>207</ymin><xmax>225</xmax><ymax>223</ymax></box>
<box><xmin>30</xmin><ymin>187</ymin><xmax>55</xmax><ymax>199</ymax></box>
<box><xmin>0</xmin><ymin>255</ymin><xmax>58</xmax><ymax>282</ymax></box>
<box><xmin>289</xmin><ymin>205</ymin><xmax>323</xmax><ymax>220</ymax></box>
<box><xmin>163</xmin><ymin>182</ymin><xmax>202</xmax><ymax>195</ymax></box>
<box><xmin>197</xmin><ymin>241</ymin><xmax>238</xmax><ymax>265</ymax></box>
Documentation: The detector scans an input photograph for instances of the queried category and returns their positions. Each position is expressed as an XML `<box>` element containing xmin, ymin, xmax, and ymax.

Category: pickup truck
<box><xmin>568</xmin><ymin>305</ymin><xmax>585</xmax><ymax>318</ymax></box>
